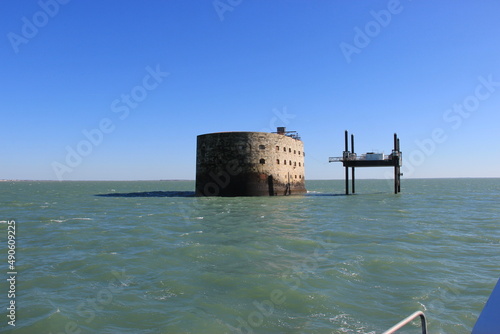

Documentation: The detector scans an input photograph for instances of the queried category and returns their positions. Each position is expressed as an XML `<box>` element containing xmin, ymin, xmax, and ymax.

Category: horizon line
<box><xmin>2</xmin><ymin>176</ymin><xmax>500</xmax><ymax>182</ymax></box>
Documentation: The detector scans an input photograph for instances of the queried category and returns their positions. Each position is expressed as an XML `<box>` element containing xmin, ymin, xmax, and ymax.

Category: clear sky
<box><xmin>1</xmin><ymin>0</ymin><xmax>500</xmax><ymax>180</ymax></box>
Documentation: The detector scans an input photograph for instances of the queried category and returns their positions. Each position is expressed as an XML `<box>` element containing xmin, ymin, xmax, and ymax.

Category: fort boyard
<box><xmin>196</xmin><ymin>127</ymin><xmax>306</xmax><ymax>196</ymax></box>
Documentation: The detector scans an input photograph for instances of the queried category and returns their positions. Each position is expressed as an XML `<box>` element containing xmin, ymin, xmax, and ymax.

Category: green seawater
<box><xmin>0</xmin><ymin>179</ymin><xmax>499</xmax><ymax>334</ymax></box>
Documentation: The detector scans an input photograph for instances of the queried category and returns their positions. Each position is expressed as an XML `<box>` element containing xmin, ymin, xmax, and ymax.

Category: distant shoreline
<box><xmin>1</xmin><ymin>177</ymin><xmax>499</xmax><ymax>182</ymax></box>
<box><xmin>0</xmin><ymin>179</ymin><xmax>195</xmax><ymax>182</ymax></box>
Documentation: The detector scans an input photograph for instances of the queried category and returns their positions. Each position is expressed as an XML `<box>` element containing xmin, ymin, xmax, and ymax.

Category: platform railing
<box><xmin>382</xmin><ymin>311</ymin><xmax>427</xmax><ymax>334</ymax></box>
<box><xmin>328</xmin><ymin>155</ymin><xmax>395</xmax><ymax>163</ymax></box>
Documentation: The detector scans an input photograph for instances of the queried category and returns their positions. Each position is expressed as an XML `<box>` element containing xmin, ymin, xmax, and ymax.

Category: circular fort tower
<box><xmin>196</xmin><ymin>127</ymin><xmax>306</xmax><ymax>196</ymax></box>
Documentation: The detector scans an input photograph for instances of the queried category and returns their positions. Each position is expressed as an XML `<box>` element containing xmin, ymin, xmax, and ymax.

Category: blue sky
<box><xmin>1</xmin><ymin>0</ymin><xmax>500</xmax><ymax>180</ymax></box>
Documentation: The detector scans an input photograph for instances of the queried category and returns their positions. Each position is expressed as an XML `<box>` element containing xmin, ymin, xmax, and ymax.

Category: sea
<box><xmin>0</xmin><ymin>178</ymin><xmax>499</xmax><ymax>334</ymax></box>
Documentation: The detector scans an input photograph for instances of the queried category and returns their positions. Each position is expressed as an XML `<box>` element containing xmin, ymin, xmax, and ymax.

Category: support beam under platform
<box><xmin>351</xmin><ymin>134</ymin><xmax>355</xmax><ymax>194</ymax></box>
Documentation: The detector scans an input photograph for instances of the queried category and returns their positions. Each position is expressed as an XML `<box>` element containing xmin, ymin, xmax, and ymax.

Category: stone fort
<box><xmin>196</xmin><ymin>127</ymin><xmax>306</xmax><ymax>196</ymax></box>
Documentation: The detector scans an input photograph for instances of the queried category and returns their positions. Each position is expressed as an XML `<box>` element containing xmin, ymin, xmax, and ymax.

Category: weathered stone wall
<box><xmin>196</xmin><ymin>131</ymin><xmax>306</xmax><ymax>196</ymax></box>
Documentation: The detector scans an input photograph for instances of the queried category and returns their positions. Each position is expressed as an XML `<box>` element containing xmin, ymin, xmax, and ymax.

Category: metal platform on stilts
<box><xmin>329</xmin><ymin>130</ymin><xmax>402</xmax><ymax>194</ymax></box>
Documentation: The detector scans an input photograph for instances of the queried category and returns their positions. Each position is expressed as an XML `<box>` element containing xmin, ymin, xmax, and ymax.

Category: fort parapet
<box><xmin>196</xmin><ymin>128</ymin><xmax>306</xmax><ymax>196</ymax></box>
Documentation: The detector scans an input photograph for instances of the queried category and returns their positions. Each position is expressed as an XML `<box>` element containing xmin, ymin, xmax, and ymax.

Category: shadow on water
<box><xmin>95</xmin><ymin>191</ymin><xmax>196</xmax><ymax>198</ymax></box>
<box><xmin>305</xmin><ymin>192</ymin><xmax>390</xmax><ymax>196</ymax></box>
<box><xmin>95</xmin><ymin>191</ymin><xmax>352</xmax><ymax>198</ymax></box>
<box><xmin>305</xmin><ymin>193</ymin><xmax>347</xmax><ymax>197</ymax></box>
